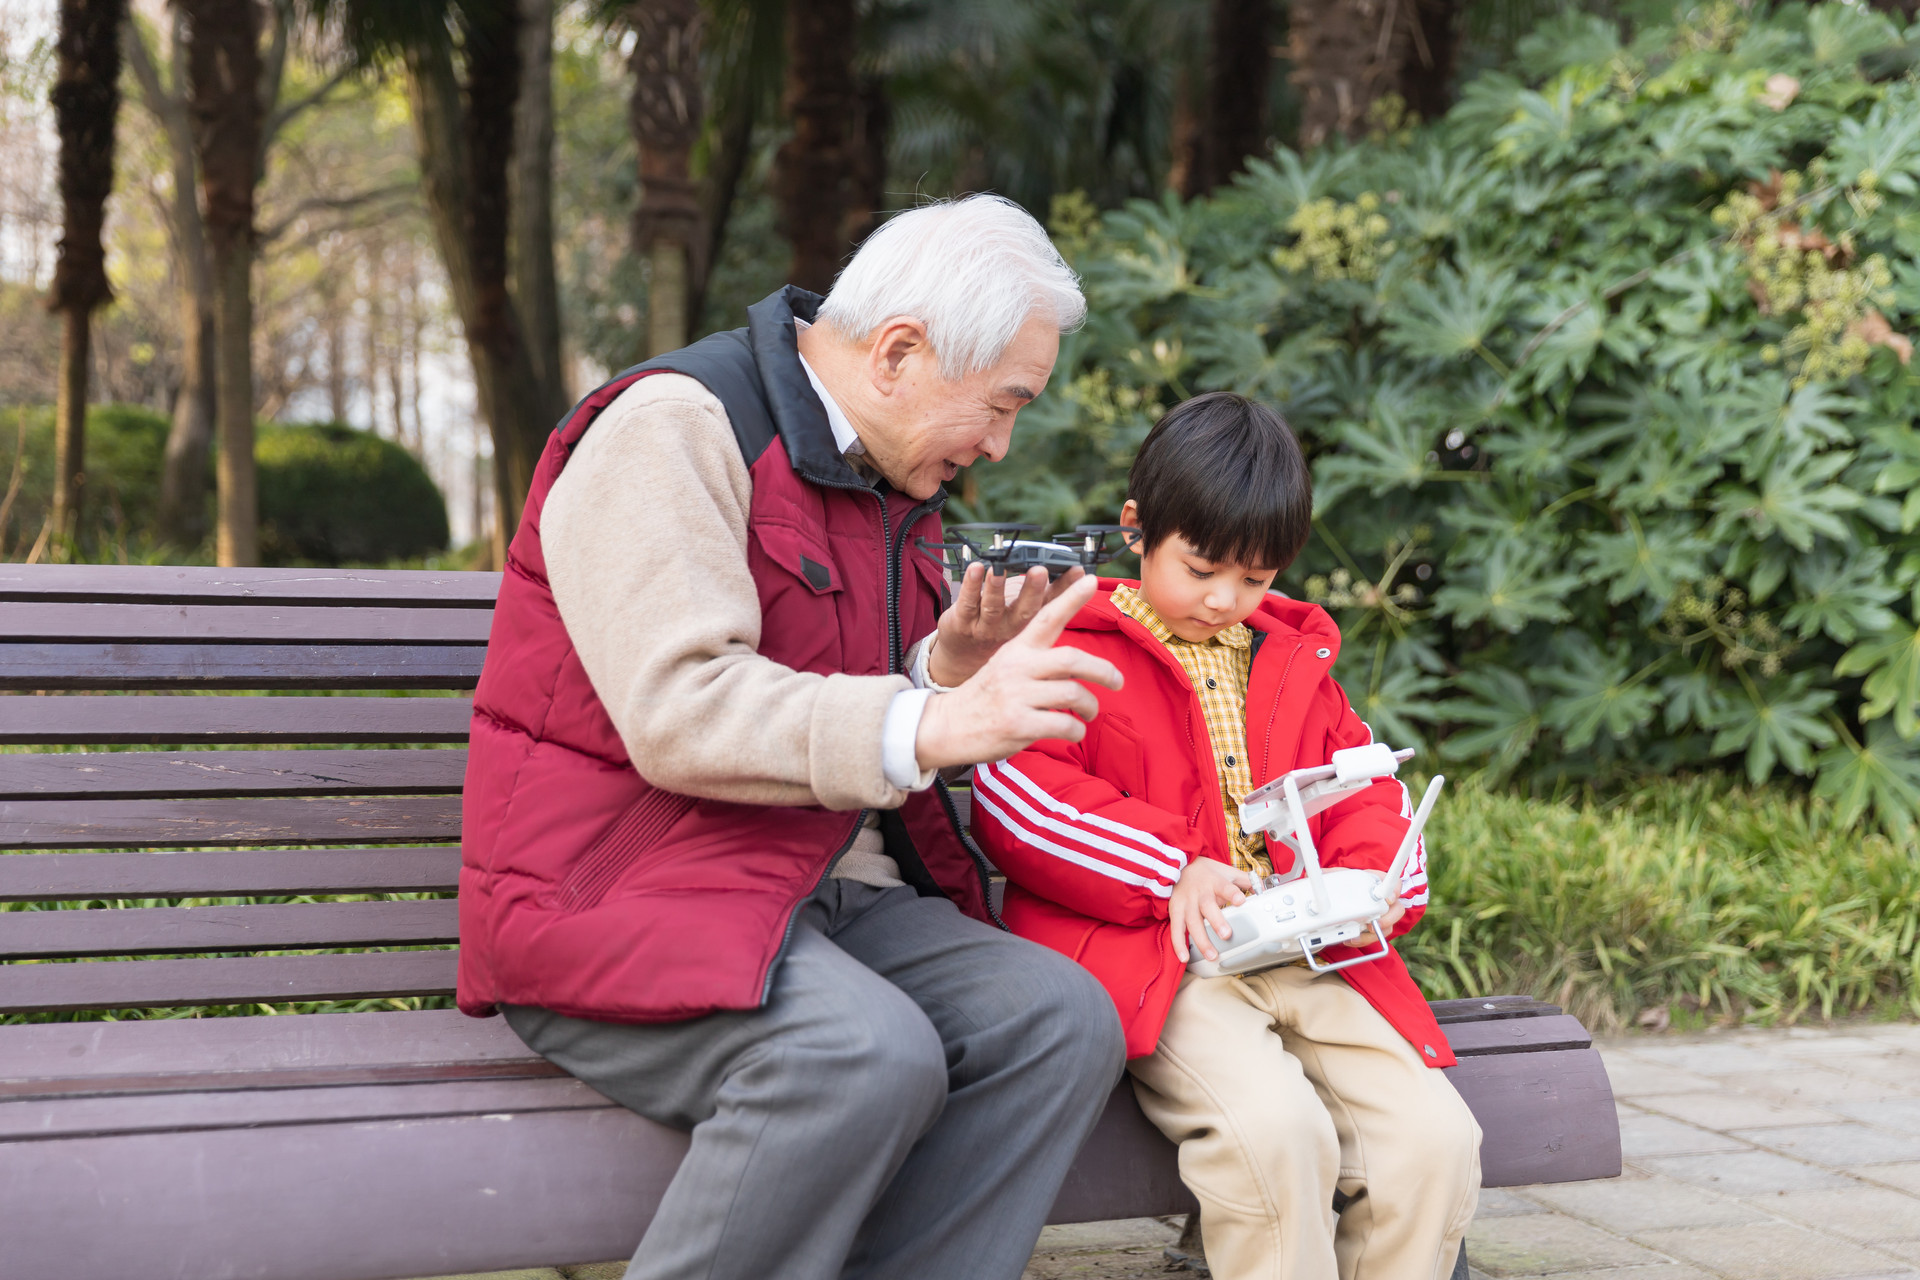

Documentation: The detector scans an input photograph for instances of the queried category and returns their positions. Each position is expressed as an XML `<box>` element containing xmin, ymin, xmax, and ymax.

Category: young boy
<box><xmin>973</xmin><ymin>392</ymin><xmax>1481</xmax><ymax>1280</ymax></box>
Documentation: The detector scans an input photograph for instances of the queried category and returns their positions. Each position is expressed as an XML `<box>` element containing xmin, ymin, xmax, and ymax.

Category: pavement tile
<box><xmin>1835</xmin><ymin>1101</ymin><xmax>1920</xmax><ymax>1137</ymax></box>
<box><xmin>1832</xmin><ymin>1056</ymin><xmax>1920</xmax><ymax>1093</ymax></box>
<box><xmin>1033</xmin><ymin>1220</ymin><xmax>1179</xmax><ymax>1251</ymax></box>
<box><xmin>1864</xmin><ymin>1027</ymin><xmax>1920</xmax><ymax>1052</ymax></box>
<box><xmin>1477</xmin><ymin>1188</ymin><xmax>1549</xmax><ymax>1217</ymax></box>
<box><xmin>1620</xmin><ymin>1113</ymin><xmax>1751</xmax><ymax>1158</ymax></box>
<box><xmin>1519</xmin><ymin>1175</ymin><xmax>1766</xmax><ymax>1233</ymax></box>
<box><xmin>1775</xmin><ymin>1036</ymin><xmax>1907</xmax><ymax>1058</ymax></box>
<box><xmin>1636</xmin><ymin>1092</ymin><xmax>1843</xmax><ymax>1130</ymax></box>
<box><xmin>1639</xmin><ymin>1149</ymin><xmax>1858</xmax><ymax>1194</ymax></box>
<box><xmin>1765</xmin><ymin>1187</ymin><xmax>1920</xmax><ymax>1243</ymax></box>
<box><xmin>1597</xmin><ymin>1055</ymin><xmax>1724</xmax><ymax>1098</ymax></box>
<box><xmin>1739</xmin><ymin>1125</ymin><xmax>1920</xmax><ymax>1167</ymax></box>
<box><xmin>1722</xmin><ymin>1069</ymin><xmax>1920</xmax><ymax>1106</ymax></box>
<box><xmin>1861</xmin><ymin>1166</ymin><xmax>1920</xmax><ymax>1196</ymax></box>
<box><xmin>1466</xmin><ymin>1215</ymin><xmax>1666</xmax><ymax>1276</ymax></box>
<box><xmin>1633</xmin><ymin>1222</ymin><xmax>1907</xmax><ymax>1280</ymax></box>
<box><xmin>1471</xmin><ymin>1269</ymin><xmax>1716</xmax><ymax>1280</ymax></box>
<box><xmin>1626</xmin><ymin>1043</ymin><xmax>1820</xmax><ymax>1075</ymax></box>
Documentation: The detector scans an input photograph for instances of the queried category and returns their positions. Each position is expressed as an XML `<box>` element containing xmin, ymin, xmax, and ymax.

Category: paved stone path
<box><xmin>1023</xmin><ymin>1020</ymin><xmax>1920</xmax><ymax>1280</ymax></box>
<box><xmin>420</xmin><ymin>1021</ymin><xmax>1920</xmax><ymax>1280</ymax></box>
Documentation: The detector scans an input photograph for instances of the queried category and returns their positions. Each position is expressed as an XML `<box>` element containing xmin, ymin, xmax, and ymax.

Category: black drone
<box><xmin>917</xmin><ymin>523</ymin><xmax>1142</xmax><ymax>581</ymax></box>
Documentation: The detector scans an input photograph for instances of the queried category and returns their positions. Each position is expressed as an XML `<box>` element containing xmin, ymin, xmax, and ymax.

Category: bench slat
<box><xmin>0</xmin><ymin>643</ymin><xmax>485</xmax><ymax>690</ymax></box>
<box><xmin>0</xmin><ymin>848</ymin><xmax>462</xmax><ymax>902</ymax></box>
<box><xmin>0</xmin><ymin>749</ymin><xmax>468</xmax><ymax>801</ymax></box>
<box><xmin>0</xmin><ymin>947</ymin><xmax>457</xmax><ymax>1012</ymax></box>
<box><xmin>0</xmin><ymin>899</ymin><xmax>460</xmax><ymax>959</ymax></box>
<box><xmin>1</xmin><ymin>603</ymin><xmax>493</xmax><ymax>645</ymax></box>
<box><xmin>1444</xmin><ymin>1013</ymin><xmax>1590</xmax><ymax>1057</ymax></box>
<box><xmin>1429</xmin><ymin>996</ymin><xmax>1562</xmax><ymax>1023</ymax></box>
<box><xmin>0</xmin><ymin>1074</ymin><xmax>609</xmax><ymax>1143</ymax></box>
<box><xmin>0</xmin><ymin>565</ymin><xmax>501</xmax><ymax>608</ymax></box>
<box><xmin>0</xmin><ymin>694</ymin><xmax>473</xmax><ymax>744</ymax></box>
<box><xmin>0</xmin><ymin>796</ymin><xmax>463</xmax><ymax>849</ymax></box>
<box><xmin>0</xmin><ymin>1006</ymin><xmax>538</xmax><ymax>1088</ymax></box>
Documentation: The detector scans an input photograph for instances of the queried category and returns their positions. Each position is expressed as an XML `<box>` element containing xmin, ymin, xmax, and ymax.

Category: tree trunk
<box><xmin>843</xmin><ymin>73</ymin><xmax>888</xmax><ymax>250</ymax></box>
<box><xmin>1289</xmin><ymin>0</ymin><xmax>1412</xmax><ymax>149</ymax></box>
<box><xmin>128</xmin><ymin>11</ymin><xmax>217</xmax><ymax>549</ymax></box>
<box><xmin>180</xmin><ymin>0</ymin><xmax>263</xmax><ymax>566</ymax></box>
<box><xmin>1396</xmin><ymin>0</ymin><xmax>1459</xmax><ymax>124</ymax></box>
<box><xmin>1196</xmin><ymin>0</ymin><xmax>1273</xmax><ymax>192</ymax></box>
<box><xmin>629</xmin><ymin>0</ymin><xmax>704</xmax><ymax>356</ymax></box>
<box><xmin>775</xmin><ymin>0</ymin><xmax>857</xmax><ymax>294</ymax></box>
<box><xmin>513</xmin><ymin>0</ymin><xmax>567</xmax><ymax>412</ymax></box>
<box><xmin>694</xmin><ymin>68</ymin><xmax>758</xmax><ymax>332</ymax></box>
<box><xmin>46</xmin><ymin>0</ymin><xmax>126</xmax><ymax>551</ymax></box>
<box><xmin>404</xmin><ymin>27</ymin><xmax>547</xmax><ymax>544</ymax></box>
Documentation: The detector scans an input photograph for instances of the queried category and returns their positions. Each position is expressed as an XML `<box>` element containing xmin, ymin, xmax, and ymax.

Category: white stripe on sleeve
<box><xmin>984</xmin><ymin>760</ymin><xmax>1190</xmax><ymax>874</ymax></box>
<box><xmin>972</xmin><ymin>786</ymin><xmax>1176</xmax><ymax>898</ymax></box>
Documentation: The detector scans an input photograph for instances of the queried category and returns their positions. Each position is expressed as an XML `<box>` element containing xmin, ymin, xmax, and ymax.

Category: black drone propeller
<box><xmin>916</xmin><ymin>523</ymin><xmax>1142</xmax><ymax>581</ymax></box>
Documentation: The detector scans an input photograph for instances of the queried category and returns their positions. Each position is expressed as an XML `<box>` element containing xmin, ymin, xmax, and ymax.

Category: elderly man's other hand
<box><xmin>926</xmin><ymin>563</ymin><xmax>1089</xmax><ymax>687</ymax></box>
<box><xmin>914</xmin><ymin>574</ymin><xmax>1122</xmax><ymax>770</ymax></box>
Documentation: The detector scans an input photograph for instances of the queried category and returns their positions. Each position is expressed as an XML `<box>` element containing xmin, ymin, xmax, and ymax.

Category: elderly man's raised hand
<box><xmin>914</xmin><ymin>573</ymin><xmax>1122</xmax><ymax>771</ymax></box>
<box><xmin>925</xmin><ymin>563</ymin><xmax>1089</xmax><ymax>687</ymax></box>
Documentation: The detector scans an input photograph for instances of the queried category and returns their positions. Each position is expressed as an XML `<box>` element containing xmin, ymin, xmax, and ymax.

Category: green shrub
<box><xmin>0</xmin><ymin>402</ymin><xmax>170</xmax><ymax>557</ymax></box>
<box><xmin>256</xmin><ymin>421</ymin><xmax>449</xmax><ymax>566</ymax></box>
<box><xmin>997</xmin><ymin>2</ymin><xmax>1920</xmax><ymax>835</ymax></box>
<box><xmin>1404</xmin><ymin>774</ymin><xmax>1920</xmax><ymax>1033</ymax></box>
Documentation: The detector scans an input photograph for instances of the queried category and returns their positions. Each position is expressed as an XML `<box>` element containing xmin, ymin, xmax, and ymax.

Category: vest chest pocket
<box><xmin>753</xmin><ymin>521</ymin><xmax>843</xmax><ymax>595</ymax></box>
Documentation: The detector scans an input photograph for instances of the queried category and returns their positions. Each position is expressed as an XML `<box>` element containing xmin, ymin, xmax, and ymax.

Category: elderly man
<box><xmin>457</xmin><ymin>196</ymin><xmax>1128</xmax><ymax>1280</ymax></box>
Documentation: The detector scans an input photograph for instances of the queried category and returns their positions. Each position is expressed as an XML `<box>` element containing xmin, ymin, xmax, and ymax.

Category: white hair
<box><xmin>816</xmin><ymin>194</ymin><xmax>1086</xmax><ymax>380</ymax></box>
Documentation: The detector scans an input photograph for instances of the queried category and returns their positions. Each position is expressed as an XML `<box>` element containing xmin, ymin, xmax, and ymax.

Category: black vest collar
<box><xmin>748</xmin><ymin>286</ymin><xmax>869</xmax><ymax>489</ymax></box>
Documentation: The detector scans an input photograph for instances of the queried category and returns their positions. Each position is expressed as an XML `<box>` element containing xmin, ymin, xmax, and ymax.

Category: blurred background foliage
<box><xmin>0</xmin><ymin>405</ymin><xmax>446</xmax><ymax>564</ymax></box>
<box><xmin>966</xmin><ymin>2</ymin><xmax>1920</xmax><ymax>840</ymax></box>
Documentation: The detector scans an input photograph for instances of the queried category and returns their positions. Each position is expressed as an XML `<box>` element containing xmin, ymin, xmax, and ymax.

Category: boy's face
<box><xmin>1120</xmin><ymin>499</ymin><xmax>1279</xmax><ymax>643</ymax></box>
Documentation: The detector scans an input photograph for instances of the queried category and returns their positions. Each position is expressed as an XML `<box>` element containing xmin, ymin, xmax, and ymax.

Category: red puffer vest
<box><xmin>457</xmin><ymin>287</ymin><xmax>991</xmax><ymax>1023</ymax></box>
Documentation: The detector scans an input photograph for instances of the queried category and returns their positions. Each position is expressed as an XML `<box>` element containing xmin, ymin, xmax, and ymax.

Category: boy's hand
<box><xmin>1169</xmin><ymin>858</ymin><xmax>1255</xmax><ymax>964</ymax></box>
<box><xmin>914</xmin><ymin>574</ymin><xmax>1122</xmax><ymax>770</ymax></box>
<box><xmin>926</xmin><ymin>563</ymin><xmax>1088</xmax><ymax>687</ymax></box>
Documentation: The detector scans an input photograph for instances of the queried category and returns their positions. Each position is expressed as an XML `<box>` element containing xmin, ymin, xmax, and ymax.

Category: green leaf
<box><xmin>1536</xmin><ymin>635</ymin><xmax>1661</xmax><ymax>750</ymax></box>
<box><xmin>1437</xmin><ymin>666</ymin><xmax>1540</xmax><ymax>778</ymax></box>
<box><xmin>1349</xmin><ymin>645</ymin><xmax>1446</xmax><ymax>753</ymax></box>
<box><xmin>1815</xmin><ymin>722</ymin><xmax>1920</xmax><ymax>836</ymax></box>
<box><xmin>1782</xmin><ymin>546</ymin><xmax>1900</xmax><ymax>643</ymax></box>
<box><xmin>1707</xmin><ymin>673</ymin><xmax>1838</xmax><ymax>783</ymax></box>
<box><xmin>1312</xmin><ymin>399</ymin><xmax>1440</xmax><ymax>508</ymax></box>
<box><xmin>1711</xmin><ymin>445</ymin><xmax>1863</xmax><ymax>552</ymax></box>
<box><xmin>1384</xmin><ymin>260</ymin><xmax>1520</xmax><ymax>365</ymax></box>
<box><xmin>1432</xmin><ymin>537</ymin><xmax>1583</xmax><ymax>633</ymax></box>
<box><xmin>1661</xmin><ymin>669</ymin><xmax>1730</xmax><ymax>733</ymax></box>
<box><xmin>1576</xmin><ymin>515</ymin><xmax>1714</xmax><ymax>606</ymax></box>
<box><xmin>1836</xmin><ymin>617</ymin><xmax>1920</xmax><ymax>738</ymax></box>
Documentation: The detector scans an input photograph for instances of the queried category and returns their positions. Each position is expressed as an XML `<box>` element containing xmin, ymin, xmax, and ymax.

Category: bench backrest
<box><xmin>0</xmin><ymin>565</ymin><xmax>498</xmax><ymax>1020</ymax></box>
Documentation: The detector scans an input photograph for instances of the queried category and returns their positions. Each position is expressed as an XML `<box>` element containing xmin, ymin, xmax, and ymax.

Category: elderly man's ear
<box><xmin>868</xmin><ymin>317</ymin><xmax>932</xmax><ymax>386</ymax></box>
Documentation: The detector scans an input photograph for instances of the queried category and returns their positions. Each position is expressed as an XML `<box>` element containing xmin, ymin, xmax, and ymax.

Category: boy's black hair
<box><xmin>1125</xmin><ymin>391</ymin><xmax>1310</xmax><ymax>571</ymax></box>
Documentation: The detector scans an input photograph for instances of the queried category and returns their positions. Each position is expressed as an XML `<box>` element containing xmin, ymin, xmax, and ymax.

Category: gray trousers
<box><xmin>502</xmin><ymin>880</ymin><xmax>1125</xmax><ymax>1280</ymax></box>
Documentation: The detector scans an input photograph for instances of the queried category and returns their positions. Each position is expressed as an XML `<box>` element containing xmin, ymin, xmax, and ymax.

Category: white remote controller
<box><xmin>1186</xmin><ymin>743</ymin><xmax>1444</xmax><ymax>979</ymax></box>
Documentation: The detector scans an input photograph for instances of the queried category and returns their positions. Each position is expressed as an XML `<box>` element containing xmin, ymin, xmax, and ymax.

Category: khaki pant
<box><xmin>1129</xmin><ymin>967</ymin><xmax>1481</xmax><ymax>1280</ymax></box>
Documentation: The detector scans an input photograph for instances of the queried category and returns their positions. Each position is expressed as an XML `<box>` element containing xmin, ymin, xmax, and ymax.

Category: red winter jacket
<box><xmin>457</xmin><ymin>287</ymin><xmax>988</xmax><ymax>1024</ymax></box>
<box><xmin>972</xmin><ymin>582</ymin><xmax>1453</xmax><ymax>1065</ymax></box>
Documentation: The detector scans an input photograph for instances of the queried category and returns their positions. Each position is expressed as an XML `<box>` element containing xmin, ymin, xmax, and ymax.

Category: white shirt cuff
<box><xmin>909</xmin><ymin>634</ymin><xmax>956</xmax><ymax>692</ymax></box>
<box><xmin>882</xmin><ymin>687</ymin><xmax>937</xmax><ymax>791</ymax></box>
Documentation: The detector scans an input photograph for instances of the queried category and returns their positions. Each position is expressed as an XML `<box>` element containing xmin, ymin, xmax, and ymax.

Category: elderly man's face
<box><xmin>861</xmin><ymin>313</ymin><xmax>1060</xmax><ymax>500</ymax></box>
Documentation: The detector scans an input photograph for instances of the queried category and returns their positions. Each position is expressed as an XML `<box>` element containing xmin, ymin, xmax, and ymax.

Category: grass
<box><xmin>1403</xmin><ymin>775</ymin><xmax>1920</xmax><ymax>1035</ymax></box>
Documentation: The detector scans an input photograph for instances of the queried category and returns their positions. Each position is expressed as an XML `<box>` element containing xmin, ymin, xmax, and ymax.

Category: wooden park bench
<box><xmin>0</xmin><ymin>564</ymin><xmax>1620</xmax><ymax>1280</ymax></box>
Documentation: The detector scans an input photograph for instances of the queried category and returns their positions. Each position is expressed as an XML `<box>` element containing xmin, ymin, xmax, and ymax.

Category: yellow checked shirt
<box><xmin>1111</xmin><ymin>586</ymin><xmax>1271</xmax><ymax>876</ymax></box>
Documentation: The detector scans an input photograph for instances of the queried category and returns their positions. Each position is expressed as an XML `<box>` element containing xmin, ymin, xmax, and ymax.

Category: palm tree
<box><xmin>45</xmin><ymin>0</ymin><xmax>126</xmax><ymax>552</ymax></box>
<box><xmin>775</xmin><ymin>0</ymin><xmax>857</xmax><ymax>293</ymax></box>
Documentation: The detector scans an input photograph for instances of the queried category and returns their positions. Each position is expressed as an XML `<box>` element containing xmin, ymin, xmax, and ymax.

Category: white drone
<box><xmin>1187</xmin><ymin>742</ymin><xmax>1444</xmax><ymax>979</ymax></box>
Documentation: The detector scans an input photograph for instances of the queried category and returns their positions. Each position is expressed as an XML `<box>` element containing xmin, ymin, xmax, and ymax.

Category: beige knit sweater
<box><xmin>542</xmin><ymin>371</ymin><xmax>920</xmax><ymax>886</ymax></box>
